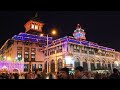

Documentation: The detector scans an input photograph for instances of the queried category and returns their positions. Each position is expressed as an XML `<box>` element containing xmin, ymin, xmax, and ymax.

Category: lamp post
<box><xmin>46</xmin><ymin>34</ymin><xmax>49</xmax><ymax>73</ymax></box>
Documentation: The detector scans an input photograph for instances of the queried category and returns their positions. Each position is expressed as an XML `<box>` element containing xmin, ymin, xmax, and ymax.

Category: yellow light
<box><xmin>51</xmin><ymin>30</ymin><xmax>57</xmax><ymax>35</ymax></box>
<box><xmin>7</xmin><ymin>57</ymin><xmax>11</xmax><ymax>60</ymax></box>
<box><xmin>40</xmin><ymin>33</ymin><xmax>44</xmax><ymax>36</ymax></box>
<box><xmin>115</xmin><ymin>61</ymin><xmax>119</xmax><ymax>66</ymax></box>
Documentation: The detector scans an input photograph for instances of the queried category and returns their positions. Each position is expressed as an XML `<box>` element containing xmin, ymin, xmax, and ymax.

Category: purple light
<box><xmin>0</xmin><ymin>61</ymin><xmax>24</xmax><ymax>73</ymax></box>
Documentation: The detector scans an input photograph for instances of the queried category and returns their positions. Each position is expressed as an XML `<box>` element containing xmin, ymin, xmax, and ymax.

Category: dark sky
<box><xmin>0</xmin><ymin>11</ymin><xmax>120</xmax><ymax>51</ymax></box>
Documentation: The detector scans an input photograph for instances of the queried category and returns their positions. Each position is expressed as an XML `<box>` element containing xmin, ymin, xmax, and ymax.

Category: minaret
<box><xmin>24</xmin><ymin>12</ymin><xmax>44</xmax><ymax>35</ymax></box>
<box><xmin>73</xmin><ymin>24</ymin><xmax>86</xmax><ymax>40</ymax></box>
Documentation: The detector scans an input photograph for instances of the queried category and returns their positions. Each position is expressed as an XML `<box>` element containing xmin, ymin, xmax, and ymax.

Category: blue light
<box><xmin>12</xmin><ymin>33</ymin><xmax>53</xmax><ymax>46</ymax></box>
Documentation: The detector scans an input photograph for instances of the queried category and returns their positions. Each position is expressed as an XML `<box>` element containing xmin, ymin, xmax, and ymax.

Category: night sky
<box><xmin>0</xmin><ymin>11</ymin><xmax>120</xmax><ymax>51</ymax></box>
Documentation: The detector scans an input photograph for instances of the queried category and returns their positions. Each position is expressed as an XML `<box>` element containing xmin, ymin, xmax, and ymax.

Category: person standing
<box><xmin>109</xmin><ymin>68</ymin><xmax>120</xmax><ymax>79</ymax></box>
<box><xmin>74</xmin><ymin>66</ymin><xmax>87</xmax><ymax>79</ymax></box>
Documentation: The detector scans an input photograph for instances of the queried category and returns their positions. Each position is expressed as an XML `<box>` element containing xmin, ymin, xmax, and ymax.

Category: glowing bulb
<box><xmin>52</xmin><ymin>30</ymin><xmax>56</xmax><ymax>35</ymax></box>
<box><xmin>40</xmin><ymin>34</ymin><xmax>44</xmax><ymax>36</ymax></box>
<box><xmin>7</xmin><ymin>57</ymin><xmax>11</xmax><ymax>61</ymax></box>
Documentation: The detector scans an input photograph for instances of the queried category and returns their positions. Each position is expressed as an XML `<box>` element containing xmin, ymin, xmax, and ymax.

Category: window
<box><xmin>31</xmin><ymin>23</ymin><xmax>34</xmax><ymax>29</ymax></box>
<box><xmin>35</xmin><ymin>25</ymin><xmax>38</xmax><ymax>30</ymax></box>
<box><xmin>58</xmin><ymin>59</ymin><xmax>62</xmax><ymax>71</ymax></box>
<box><xmin>17</xmin><ymin>51</ymin><xmax>22</xmax><ymax>61</ymax></box>
<box><xmin>31</xmin><ymin>55</ymin><xmax>35</xmax><ymax>61</ymax></box>
<box><xmin>31</xmin><ymin>48</ymin><xmax>36</xmax><ymax>61</ymax></box>
<box><xmin>52</xmin><ymin>48</ymin><xmax>55</xmax><ymax>54</ymax></box>
<box><xmin>24</xmin><ymin>48</ymin><xmax>29</xmax><ymax>62</ymax></box>
<box><xmin>25</xmin><ymin>52</ymin><xmax>28</xmax><ymax>54</ymax></box>
<box><xmin>77</xmin><ymin>46</ymin><xmax>79</xmax><ymax>49</ymax></box>
<box><xmin>74</xmin><ymin>59</ymin><xmax>80</xmax><ymax>68</ymax></box>
<box><xmin>38</xmin><ymin>64</ymin><xmax>42</xmax><ymax>71</ymax></box>
<box><xmin>32</xmin><ymin>64</ymin><xmax>36</xmax><ymax>71</ymax></box>
<box><xmin>89</xmin><ymin>49</ymin><xmax>94</xmax><ymax>55</ymax></box>
<box><xmin>24</xmin><ymin>64</ymin><xmax>28</xmax><ymax>72</ymax></box>
<box><xmin>25</xmin><ymin>55</ymin><xmax>28</xmax><ymax>58</ymax></box>
<box><xmin>24</xmin><ymin>47</ymin><xmax>29</xmax><ymax>51</ymax></box>
<box><xmin>17</xmin><ymin>47</ymin><xmax>22</xmax><ymax>50</ymax></box>
<box><xmin>59</xmin><ymin>46</ymin><xmax>62</xmax><ymax>52</ymax></box>
<box><xmin>74</xmin><ymin>45</ymin><xmax>77</xmax><ymax>49</ymax></box>
<box><xmin>38</xmin><ymin>26</ymin><xmax>41</xmax><ymax>31</ymax></box>
<box><xmin>31</xmin><ymin>52</ymin><xmax>35</xmax><ymax>54</ymax></box>
<box><xmin>56</xmin><ymin>46</ymin><xmax>62</xmax><ymax>53</ymax></box>
<box><xmin>70</xmin><ymin>44</ymin><xmax>73</xmax><ymax>52</ymax></box>
<box><xmin>31</xmin><ymin>48</ymin><xmax>36</xmax><ymax>52</ymax></box>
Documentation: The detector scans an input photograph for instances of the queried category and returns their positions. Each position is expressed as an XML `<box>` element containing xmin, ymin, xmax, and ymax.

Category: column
<box><xmin>106</xmin><ymin>63</ymin><xmax>108</xmax><ymax>69</ymax></box>
<box><xmin>110</xmin><ymin>63</ymin><xmax>113</xmax><ymax>71</ymax></box>
<box><xmin>80</xmin><ymin>61</ymin><xmax>83</xmax><ymax>67</ymax></box>
<box><xmin>88</xmin><ymin>61</ymin><xmax>91</xmax><ymax>71</ymax></box>
<box><xmin>42</xmin><ymin>63</ymin><xmax>45</xmax><ymax>71</ymax></box>
<box><xmin>49</xmin><ymin>61</ymin><xmax>51</xmax><ymax>73</ymax></box>
<box><xmin>36</xmin><ymin>63</ymin><xmax>38</xmax><ymax>71</ymax></box>
<box><xmin>72</xmin><ymin>59</ymin><xmax>74</xmax><ymax>68</ymax></box>
<box><xmin>100</xmin><ymin>61</ymin><xmax>102</xmax><ymax>69</ymax></box>
<box><xmin>55</xmin><ymin>60</ymin><xmax>57</xmax><ymax>72</ymax></box>
<box><xmin>63</xmin><ymin>59</ymin><xmax>65</xmax><ymax>68</ymax></box>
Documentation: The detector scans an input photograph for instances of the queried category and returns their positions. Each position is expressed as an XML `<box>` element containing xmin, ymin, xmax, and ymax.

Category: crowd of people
<box><xmin>0</xmin><ymin>66</ymin><xmax>120</xmax><ymax>79</ymax></box>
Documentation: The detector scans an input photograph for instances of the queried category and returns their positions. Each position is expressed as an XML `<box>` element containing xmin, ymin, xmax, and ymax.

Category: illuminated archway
<box><xmin>12</xmin><ymin>68</ymin><xmax>20</xmax><ymax>73</ymax></box>
<box><xmin>1</xmin><ymin>66</ymin><xmax>8</xmax><ymax>73</ymax></box>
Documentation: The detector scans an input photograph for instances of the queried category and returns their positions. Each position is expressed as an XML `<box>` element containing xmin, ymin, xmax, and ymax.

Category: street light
<box><xmin>40</xmin><ymin>29</ymin><xmax>57</xmax><ymax>73</ymax></box>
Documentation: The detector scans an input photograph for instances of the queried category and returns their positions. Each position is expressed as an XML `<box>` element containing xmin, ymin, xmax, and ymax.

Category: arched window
<box><xmin>74</xmin><ymin>58</ymin><xmax>80</xmax><ymax>68</ymax></box>
<box><xmin>31</xmin><ymin>23</ymin><xmax>34</xmax><ymax>29</ymax></box>
<box><xmin>90</xmin><ymin>59</ymin><xmax>95</xmax><ymax>70</ymax></box>
<box><xmin>51</xmin><ymin>60</ymin><xmax>55</xmax><ymax>73</ymax></box>
<box><xmin>108</xmin><ymin>62</ymin><xmax>111</xmax><ymax>70</ymax></box>
<box><xmin>102</xmin><ymin>60</ymin><xmax>105</xmax><ymax>70</ymax></box>
<box><xmin>83</xmin><ymin>59</ymin><xmax>88</xmax><ymax>71</ymax></box>
<box><xmin>96</xmin><ymin>60</ymin><xmax>101</xmax><ymax>69</ymax></box>
<box><xmin>112</xmin><ymin>63</ymin><xmax>114</xmax><ymax>68</ymax></box>
<box><xmin>58</xmin><ymin>59</ymin><xmax>62</xmax><ymax>71</ymax></box>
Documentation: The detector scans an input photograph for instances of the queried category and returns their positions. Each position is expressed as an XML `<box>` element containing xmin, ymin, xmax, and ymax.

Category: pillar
<box><xmin>80</xmin><ymin>61</ymin><xmax>83</xmax><ymax>67</ymax></box>
<box><xmin>110</xmin><ymin>63</ymin><xmax>113</xmax><ymax>71</ymax></box>
<box><xmin>55</xmin><ymin>60</ymin><xmax>58</xmax><ymax>72</ymax></box>
<box><xmin>100</xmin><ymin>61</ymin><xmax>102</xmax><ymax>68</ymax></box>
<box><xmin>49</xmin><ymin>61</ymin><xmax>51</xmax><ymax>73</ymax></box>
<box><xmin>106</xmin><ymin>63</ymin><xmax>108</xmax><ymax>69</ymax></box>
<box><xmin>88</xmin><ymin>61</ymin><xmax>91</xmax><ymax>71</ymax></box>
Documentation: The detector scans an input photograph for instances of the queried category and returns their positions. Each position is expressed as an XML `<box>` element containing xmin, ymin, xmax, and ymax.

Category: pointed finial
<box><xmin>35</xmin><ymin>12</ymin><xmax>38</xmax><ymax>17</ymax></box>
<box><xmin>76</xmin><ymin>24</ymin><xmax>81</xmax><ymax>29</ymax></box>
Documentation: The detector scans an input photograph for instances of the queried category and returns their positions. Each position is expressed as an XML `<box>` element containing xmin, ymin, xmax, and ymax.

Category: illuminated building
<box><xmin>0</xmin><ymin>14</ymin><xmax>120</xmax><ymax>73</ymax></box>
<box><xmin>0</xmin><ymin>14</ymin><xmax>52</xmax><ymax>73</ymax></box>
<box><xmin>44</xmin><ymin>24</ymin><xmax>119</xmax><ymax>72</ymax></box>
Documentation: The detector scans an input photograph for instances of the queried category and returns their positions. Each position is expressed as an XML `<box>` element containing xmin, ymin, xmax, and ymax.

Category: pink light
<box><xmin>0</xmin><ymin>61</ymin><xmax>24</xmax><ymax>73</ymax></box>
